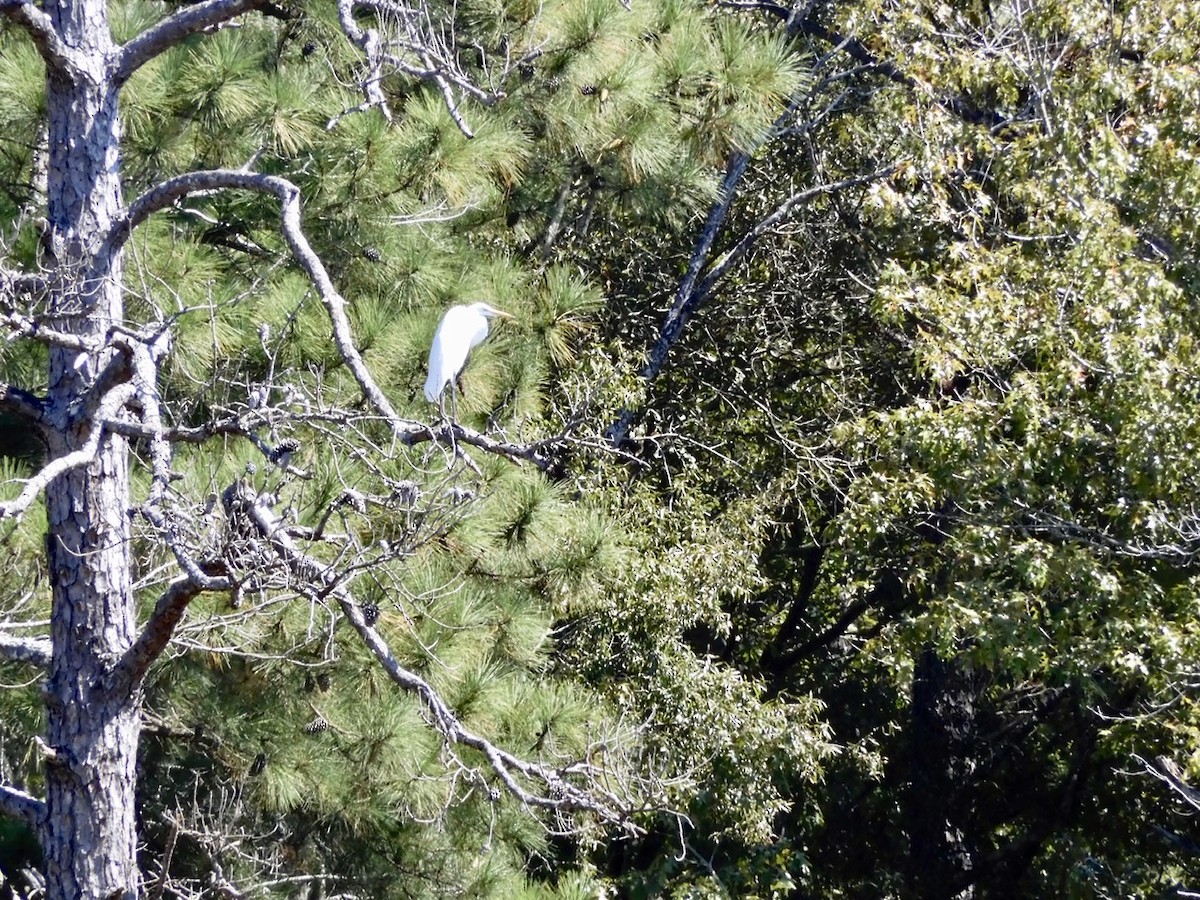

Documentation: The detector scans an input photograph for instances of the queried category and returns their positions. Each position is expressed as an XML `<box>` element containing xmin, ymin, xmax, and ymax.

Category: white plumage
<box><xmin>424</xmin><ymin>302</ymin><xmax>512</xmax><ymax>416</ymax></box>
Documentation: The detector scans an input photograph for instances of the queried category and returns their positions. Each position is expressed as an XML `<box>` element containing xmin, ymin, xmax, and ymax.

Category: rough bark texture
<box><xmin>40</xmin><ymin>4</ymin><xmax>140</xmax><ymax>897</ymax></box>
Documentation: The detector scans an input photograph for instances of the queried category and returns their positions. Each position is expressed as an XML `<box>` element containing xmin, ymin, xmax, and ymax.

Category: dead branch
<box><xmin>1139</xmin><ymin>755</ymin><xmax>1200</xmax><ymax>814</ymax></box>
<box><xmin>333</xmin><ymin>0</ymin><xmax>508</xmax><ymax>137</ymax></box>
<box><xmin>113</xmin><ymin>169</ymin><xmax>574</xmax><ymax>469</ymax></box>
<box><xmin>0</xmin><ymin>633</ymin><xmax>50</xmax><ymax>668</ymax></box>
<box><xmin>0</xmin><ymin>782</ymin><xmax>44</xmax><ymax>829</ymax></box>
<box><xmin>0</xmin><ymin>383</ymin><xmax>136</xmax><ymax>521</ymax></box>
<box><xmin>0</xmin><ymin>263</ymin><xmax>49</xmax><ymax>301</ymax></box>
<box><xmin>110</xmin><ymin>574</ymin><xmax>228</xmax><ymax>698</ymax></box>
<box><xmin>234</xmin><ymin>480</ymin><xmax>638</xmax><ymax>830</ymax></box>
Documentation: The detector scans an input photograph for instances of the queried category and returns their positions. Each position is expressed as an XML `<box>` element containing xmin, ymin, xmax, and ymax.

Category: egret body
<box><xmin>424</xmin><ymin>302</ymin><xmax>512</xmax><ymax>419</ymax></box>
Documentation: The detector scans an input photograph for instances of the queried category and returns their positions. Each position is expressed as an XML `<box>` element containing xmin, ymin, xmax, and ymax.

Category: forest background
<box><xmin>1</xmin><ymin>0</ymin><xmax>1199</xmax><ymax>896</ymax></box>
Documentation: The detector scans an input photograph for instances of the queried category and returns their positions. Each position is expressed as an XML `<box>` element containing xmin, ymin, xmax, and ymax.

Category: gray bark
<box><xmin>39</xmin><ymin>4</ymin><xmax>138</xmax><ymax>898</ymax></box>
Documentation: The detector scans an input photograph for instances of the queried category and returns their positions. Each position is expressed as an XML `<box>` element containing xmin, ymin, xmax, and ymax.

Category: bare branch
<box><xmin>334</xmin><ymin>0</ymin><xmax>395</xmax><ymax>125</ymax></box>
<box><xmin>0</xmin><ymin>263</ymin><xmax>49</xmax><ymax>300</ymax></box>
<box><xmin>1</xmin><ymin>307</ymin><xmax>104</xmax><ymax>352</ymax></box>
<box><xmin>0</xmin><ymin>382</ymin><xmax>45</xmax><ymax>425</ymax></box>
<box><xmin>236</xmin><ymin>482</ymin><xmax>636</xmax><ymax>827</ymax></box>
<box><xmin>1007</xmin><ymin>503</ymin><xmax>1200</xmax><ymax>566</ymax></box>
<box><xmin>0</xmin><ymin>0</ymin><xmax>81</xmax><ymax>76</ymax></box>
<box><xmin>604</xmin><ymin>154</ymin><xmax>750</xmax><ymax>445</ymax></box>
<box><xmin>0</xmin><ymin>383</ymin><xmax>136</xmax><ymax>521</ymax></box>
<box><xmin>114</xmin><ymin>0</ymin><xmax>269</xmax><ymax>84</ymax></box>
<box><xmin>110</xmin><ymin>575</ymin><xmax>220</xmax><ymax>695</ymax></box>
<box><xmin>332</xmin><ymin>0</ymin><xmax>504</xmax><ymax>137</ymax></box>
<box><xmin>115</xmin><ymin>170</ymin><xmax>415</xmax><ymax>435</ymax></box>
<box><xmin>606</xmin><ymin>131</ymin><xmax>894</xmax><ymax>444</ymax></box>
<box><xmin>438</xmin><ymin>421</ymin><xmax>556</xmax><ymax>468</ymax></box>
<box><xmin>695</xmin><ymin>165</ymin><xmax>898</xmax><ymax>299</ymax></box>
<box><xmin>115</xmin><ymin>170</ymin><xmax>573</xmax><ymax>469</ymax></box>
<box><xmin>0</xmin><ymin>633</ymin><xmax>50</xmax><ymax>668</ymax></box>
<box><xmin>0</xmin><ymin>782</ymin><xmax>44</xmax><ymax>829</ymax></box>
<box><xmin>103</xmin><ymin>412</ymin><xmax>256</xmax><ymax>445</ymax></box>
<box><xmin>1140</xmin><ymin>755</ymin><xmax>1200</xmax><ymax>814</ymax></box>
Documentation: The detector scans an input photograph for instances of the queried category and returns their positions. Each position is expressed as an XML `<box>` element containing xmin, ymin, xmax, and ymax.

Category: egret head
<box><xmin>468</xmin><ymin>302</ymin><xmax>513</xmax><ymax>320</ymax></box>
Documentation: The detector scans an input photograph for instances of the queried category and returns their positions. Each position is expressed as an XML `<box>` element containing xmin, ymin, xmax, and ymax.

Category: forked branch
<box><xmin>110</xmin><ymin>573</ymin><xmax>227</xmax><ymax>697</ymax></box>
<box><xmin>236</xmin><ymin>482</ymin><xmax>636</xmax><ymax>828</ymax></box>
<box><xmin>334</xmin><ymin>0</ymin><xmax>500</xmax><ymax>137</ymax></box>
<box><xmin>117</xmin><ymin>170</ymin><xmax>411</xmax><ymax>433</ymax></box>
<box><xmin>115</xmin><ymin>169</ymin><xmax>571</xmax><ymax>469</ymax></box>
<box><xmin>0</xmin><ymin>0</ymin><xmax>81</xmax><ymax>77</ymax></box>
<box><xmin>606</xmin><ymin>160</ymin><xmax>893</xmax><ymax>444</ymax></box>
<box><xmin>0</xmin><ymin>383</ymin><xmax>136</xmax><ymax>520</ymax></box>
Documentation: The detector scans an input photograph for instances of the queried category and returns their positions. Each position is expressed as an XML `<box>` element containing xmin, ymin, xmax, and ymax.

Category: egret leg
<box><xmin>448</xmin><ymin>381</ymin><xmax>458</xmax><ymax>456</ymax></box>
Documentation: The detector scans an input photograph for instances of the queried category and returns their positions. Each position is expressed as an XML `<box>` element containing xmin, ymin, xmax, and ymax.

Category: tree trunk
<box><xmin>907</xmin><ymin>647</ymin><xmax>980</xmax><ymax>900</ymax></box>
<box><xmin>40</xmin><ymin>4</ymin><xmax>140</xmax><ymax>898</ymax></box>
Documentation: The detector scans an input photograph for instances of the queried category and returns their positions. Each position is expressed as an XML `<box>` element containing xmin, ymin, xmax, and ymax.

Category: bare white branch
<box><xmin>0</xmin><ymin>262</ymin><xmax>49</xmax><ymax>300</ymax></box>
<box><xmin>334</xmin><ymin>0</ymin><xmax>395</xmax><ymax>125</ymax></box>
<box><xmin>116</xmin><ymin>170</ymin><xmax>413</xmax><ymax>435</ymax></box>
<box><xmin>332</xmin><ymin>0</ymin><xmax>510</xmax><ymax>137</ymax></box>
<box><xmin>0</xmin><ymin>383</ymin><xmax>136</xmax><ymax>521</ymax></box>
<box><xmin>115</xmin><ymin>169</ymin><xmax>571</xmax><ymax>469</ymax></box>
<box><xmin>0</xmin><ymin>633</ymin><xmax>50</xmax><ymax>667</ymax></box>
<box><xmin>0</xmin><ymin>782</ymin><xmax>44</xmax><ymax>829</ymax></box>
<box><xmin>237</xmin><ymin>481</ymin><xmax>637</xmax><ymax>828</ymax></box>
<box><xmin>1139</xmin><ymin>755</ymin><xmax>1200</xmax><ymax>814</ymax></box>
<box><xmin>695</xmin><ymin>165</ymin><xmax>899</xmax><ymax>300</ymax></box>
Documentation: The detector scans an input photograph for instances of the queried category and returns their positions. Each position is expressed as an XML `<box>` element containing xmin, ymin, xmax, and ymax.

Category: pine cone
<box><xmin>579</xmin><ymin>84</ymin><xmax>597</xmax><ymax>96</ymax></box>
<box><xmin>271</xmin><ymin>438</ymin><xmax>301</xmax><ymax>468</ymax></box>
<box><xmin>362</xmin><ymin>602</ymin><xmax>381</xmax><ymax>626</ymax></box>
<box><xmin>303</xmin><ymin>717</ymin><xmax>329</xmax><ymax>735</ymax></box>
<box><xmin>392</xmin><ymin>480</ymin><xmax>421</xmax><ymax>507</ymax></box>
<box><xmin>249</xmin><ymin>752</ymin><xmax>267</xmax><ymax>776</ymax></box>
<box><xmin>363</xmin><ymin>246</ymin><xmax>383</xmax><ymax>262</ymax></box>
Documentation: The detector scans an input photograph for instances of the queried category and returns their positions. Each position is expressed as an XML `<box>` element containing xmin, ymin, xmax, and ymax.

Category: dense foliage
<box><xmin>2</xmin><ymin>0</ymin><xmax>1200</xmax><ymax>896</ymax></box>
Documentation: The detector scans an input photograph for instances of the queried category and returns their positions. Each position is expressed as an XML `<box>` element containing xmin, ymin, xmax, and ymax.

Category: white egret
<box><xmin>424</xmin><ymin>302</ymin><xmax>513</xmax><ymax>420</ymax></box>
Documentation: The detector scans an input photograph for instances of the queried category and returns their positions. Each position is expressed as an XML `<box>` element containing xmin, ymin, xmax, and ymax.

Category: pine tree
<box><xmin>0</xmin><ymin>0</ymin><xmax>804</xmax><ymax>896</ymax></box>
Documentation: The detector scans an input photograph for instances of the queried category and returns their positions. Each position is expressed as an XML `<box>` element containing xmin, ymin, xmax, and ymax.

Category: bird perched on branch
<box><xmin>424</xmin><ymin>302</ymin><xmax>513</xmax><ymax>420</ymax></box>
